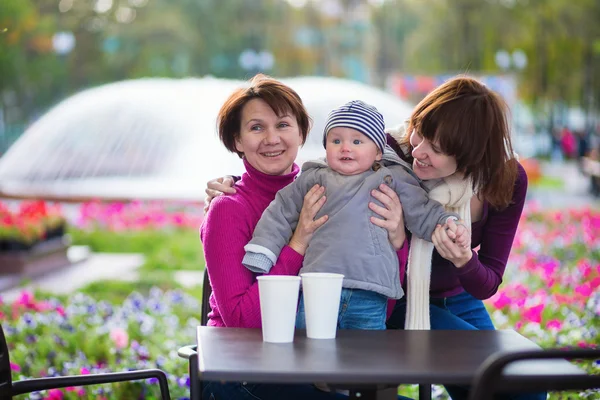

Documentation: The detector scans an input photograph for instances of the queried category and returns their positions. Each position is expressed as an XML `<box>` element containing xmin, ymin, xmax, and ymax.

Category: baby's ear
<box><xmin>375</xmin><ymin>149</ymin><xmax>383</xmax><ymax>161</ymax></box>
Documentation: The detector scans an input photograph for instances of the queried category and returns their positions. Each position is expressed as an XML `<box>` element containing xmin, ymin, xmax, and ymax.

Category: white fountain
<box><xmin>0</xmin><ymin>76</ymin><xmax>413</xmax><ymax>201</ymax></box>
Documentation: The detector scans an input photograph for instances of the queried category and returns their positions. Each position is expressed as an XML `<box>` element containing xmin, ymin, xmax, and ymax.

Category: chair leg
<box><xmin>179</xmin><ymin>345</ymin><xmax>201</xmax><ymax>400</ymax></box>
<box><xmin>189</xmin><ymin>351</ymin><xmax>201</xmax><ymax>400</ymax></box>
<box><xmin>418</xmin><ymin>384</ymin><xmax>432</xmax><ymax>400</ymax></box>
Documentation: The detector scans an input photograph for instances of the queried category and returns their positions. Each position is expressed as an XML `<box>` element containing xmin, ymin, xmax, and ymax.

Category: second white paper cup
<box><xmin>300</xmin><ymin>272</ymin><xmax>344</xmax><ymax>339</ymax></box>
<box><xmin>257</xmin><ymin>275</ymin><xmax>301</xmax><ymax>343</ymax></box>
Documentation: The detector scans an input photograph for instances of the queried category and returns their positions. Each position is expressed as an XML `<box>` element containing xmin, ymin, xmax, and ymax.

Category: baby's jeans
<box><xmin>296</xmin><ymin>288</ymin><xmax>387</xmax><ymax>330</ymax></box>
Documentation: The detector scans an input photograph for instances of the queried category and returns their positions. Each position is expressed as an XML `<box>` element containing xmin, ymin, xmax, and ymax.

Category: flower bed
<box><xmin>0</xmin><ymin>201</ymin><xmax>66</xmax><ymax>252</ymax></box>
<box><xmin>486</xmin><ymin>204</ymin><xmax>600</xmax><ymax>351</ymax></box>
<box><xmin>74</xmin><ymin>200</ymin><xmax>203</xmax><ymax>232</ymax></box>
<box><xmin>4</xmin><ymin>289</ymin><xmax>199</xmax><ymax>400</ymax></box>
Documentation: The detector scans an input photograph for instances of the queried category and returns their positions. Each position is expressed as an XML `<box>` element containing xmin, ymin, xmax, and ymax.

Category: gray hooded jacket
<box><xmin>242</xmin><ymin>146</ymin><xmax>458</xmax><ymax>299</ymax></box>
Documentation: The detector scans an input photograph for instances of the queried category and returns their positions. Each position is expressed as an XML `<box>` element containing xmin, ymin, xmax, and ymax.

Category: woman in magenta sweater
<box><xmin>201</xmin><ymin>74</ymin><xmax>409</xmax><ymax>400</ymax></box>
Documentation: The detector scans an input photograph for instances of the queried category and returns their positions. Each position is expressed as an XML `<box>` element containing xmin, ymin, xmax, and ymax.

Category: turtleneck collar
<box><xmin>239</xmin><ymin>158</ymin><xmax>299</xmax><ymax>197</ymax></box>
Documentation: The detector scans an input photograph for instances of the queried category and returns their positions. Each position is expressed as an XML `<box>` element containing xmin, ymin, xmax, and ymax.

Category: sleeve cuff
<box><xmin>242</xmin><ymin>252</ymin><xmax>273</xmax><ymax>273</ymax></box>
<box><xmin>454</xmin><ymin>250</ymin><xmax>479</xmax><ymax>275</ymax></box>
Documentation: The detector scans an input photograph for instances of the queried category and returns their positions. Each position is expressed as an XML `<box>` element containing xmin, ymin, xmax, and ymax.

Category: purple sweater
<box><xmin>200</xmin><ymin>159</ymin><xmax>303</xmax><ymax>328</ymax></box>
<box><xmin>430</xmin><ymin>164</ymin><xmax>528</xmax><ymax>299</ymax></box>
<box><xmin>387</xmin><ymin>135</ymin><xmax>528</xmax><ymax>300</ymax></box>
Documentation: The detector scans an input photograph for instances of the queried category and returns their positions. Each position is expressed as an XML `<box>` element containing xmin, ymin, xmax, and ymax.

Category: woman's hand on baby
<box><xmin>369</xmin><ymin>183</ymin><xmax>406</xmax><ymax>250</ymax></box>
<box><xmin>204</xmin><ymin>176</ymin><xmax>236</xmax><ymax>213</ymax></box>
<box><xmin>445</xmin><ymin>219</ymin><xmax>470</xmax><ymax>248</ymax></box>
<box><xmin>432</xmin><ymin>221</ymin><xmax>472</xmax><ymax>268</ymax></box>
<box><xmin>289</xmin><ymin>184</ymin><xmax>328</xmax><ymax>256</ymax></box>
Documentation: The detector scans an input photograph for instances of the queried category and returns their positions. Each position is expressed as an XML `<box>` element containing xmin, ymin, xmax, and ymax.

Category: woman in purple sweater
<box><xmin>382</xmin><ymin>77</ymin><xmax>544</xmax><ymax>400</ymax></box>
<box><xmin>201</xmin><ymin>74</ymin><xmax>409</xmax><ymax>400</ymax></box>
<box><xmin>206</xmin><ymin>76</ymin><xmax>544</xmax><ymax>400</ymax></box>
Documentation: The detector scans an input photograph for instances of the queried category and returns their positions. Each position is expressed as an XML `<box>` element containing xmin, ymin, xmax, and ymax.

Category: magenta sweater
<box><xmin>200</xmin><ymin>159</ymin><xmax>304</xmax><ymax>328</ymax></box>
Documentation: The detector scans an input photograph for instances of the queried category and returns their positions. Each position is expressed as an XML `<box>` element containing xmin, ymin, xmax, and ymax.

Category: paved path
<box><xmin>0</xmin><ymin>247</ymin><xmax>144</xmax><ymax>302</ymax></box>
<box><xmin>529</xmin><ymin>160</ymin><xmax>600</xmax><ymax>210</ymax></box>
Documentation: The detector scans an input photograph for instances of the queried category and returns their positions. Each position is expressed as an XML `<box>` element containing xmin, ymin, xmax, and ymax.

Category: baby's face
<box><xmin>325</xmin><ymin>127</ymin><xmax>381</xmax><ymax>176</ymax></box>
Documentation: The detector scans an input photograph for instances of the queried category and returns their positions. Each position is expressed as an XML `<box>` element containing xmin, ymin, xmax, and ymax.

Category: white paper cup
<box><xmin>257</xmin><ymin>275</ymin><xmax>301</xmax><ymax>343</ymax></box>
<box><xmin>300</xmin><ymin>272</ymin><xmax>344</xmax><ymax>339</ymax></box>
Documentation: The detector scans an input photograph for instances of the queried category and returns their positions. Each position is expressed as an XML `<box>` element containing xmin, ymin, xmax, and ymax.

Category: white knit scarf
<box><xmin>404</xmin><ymin>173</ymin><xmax>473</xmax><ymax>329</ymax></box>
<box><xmin>386</xmin><ymin>124</ymin><xmax>473</xmax><ymax>330</ymax></box>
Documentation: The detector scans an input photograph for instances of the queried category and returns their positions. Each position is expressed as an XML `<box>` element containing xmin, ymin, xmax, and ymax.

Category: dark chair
<box><xmin>177</xmin><ymin>269</ymin><xmax>211</xmax><ymax>400</ymax></box>
<box><xmin>469</xmin><ymin>348</ymin><xmax>600</xmax><ymax>400</ymax></box>
<box><xmin>0</xmin><ymin>324</ymin><xmax>171</xmax><ymax>400</ymax></box>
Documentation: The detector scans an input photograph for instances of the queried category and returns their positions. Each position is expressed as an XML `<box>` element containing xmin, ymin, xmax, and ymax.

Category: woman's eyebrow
<box><xmin>245</xmin><ymin>118</ymin><xmax>263</xmax><ymax>125</ymax></box>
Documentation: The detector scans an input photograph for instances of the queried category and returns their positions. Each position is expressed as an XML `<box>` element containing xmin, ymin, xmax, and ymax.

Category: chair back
<box><xmin>469</xmin><ymin>348</ymin><xmax>600</xmax><ymax>400</ymax></box>
<box><xmin>200</xmin><ymin>269</ymin><xmax>212</xmax><ymax>326</ymax></box>
<box><xmin>0</xmin><ymin>324</ymin><xmax>13</xmax><ymax>398</ymax></box>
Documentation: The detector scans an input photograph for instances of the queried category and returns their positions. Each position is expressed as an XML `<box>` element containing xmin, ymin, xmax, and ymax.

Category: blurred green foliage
<box><xmin>1</xmin><ymin>0</ymin><xmax>599</xmax><ymax>130</ymax></box>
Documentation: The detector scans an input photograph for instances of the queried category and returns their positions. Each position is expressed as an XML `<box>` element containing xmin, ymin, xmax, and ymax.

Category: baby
<box><xmin>243</xmin><ymin>100</ymin><xmax>468</xmax><ymax>330</ymax></box>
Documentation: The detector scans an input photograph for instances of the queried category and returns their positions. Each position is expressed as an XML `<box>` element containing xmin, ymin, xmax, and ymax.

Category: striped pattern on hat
<box><xmin>323</xmin><ymin>100</ymin><xmax>386</xmax><ymax>152</ymax></box>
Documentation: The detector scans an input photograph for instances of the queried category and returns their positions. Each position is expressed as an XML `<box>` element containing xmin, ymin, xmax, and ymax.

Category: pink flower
<box><xmin>56</xmin><ymin>306</ymin><xmax>66</xmax><ymax>317</ymax></box>
<box><xmin>80</xmin><ymin>367</ymin><xmax>90</xmax><ymax>375</ymax></box>
<box><xmin>16</xmin><ymin>291</ymin><xmax>35</xmax><ymax>308</ymax></box>
<box><xmin>110</xmin><ymin>327</ymin><xmax>129</xmax><ymax>349</ymax></box>
<box><xmin>523</xmin><ymin>304</ymin><xmax>544</xmax><ymax>324</ymax></box>
<box><xmin>10</xmin><ymin>362</ymin><xmax>21</xmax><ymax>372</ymax></box>
<box><xmin>545</xmin><ymin>319</ymin><xmax>562</xmax><ymax>331</ymax></box>
<box><xmin>514</xmin><ymin>321</ymin><xmax>523</xmax><ymax>330</ymax></box>
<box><xmin>46</xmin><ymin>388</ymin><xmax>63</xmax><ymax>399</ymax></box>
<box><xmin>35</xmin><ymin>301</ymin><xmax>52</xmax><ymax>312</ymax></box>
<box><xmin>575</xmin><ymin>284</ymin><xmax>592</xmax><ymax>297</ymax></box>
<box><xmin>491</xmin><ymin>292</ymin><xmax>512</xmax><ymax>309</ymax></box>
<box><xmin>553</xmin><ymin>293</ymin><xmax>573</xmax><ymax>305</ymax></box>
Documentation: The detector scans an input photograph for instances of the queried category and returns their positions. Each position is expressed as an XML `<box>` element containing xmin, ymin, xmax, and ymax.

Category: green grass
<box><xmin>78</xmin><ymin>276</ymin><xmax>203</xmax><ymax>304</ymax></box>
<box><xmin>68</xmin><ymin>227</ymin><xmax>205</xmax><ymax>272</ymax></box>
<box><xmin>532</xmin><ymin>175</ymin><xmax>564</xmax><ymax>189</ymax></box>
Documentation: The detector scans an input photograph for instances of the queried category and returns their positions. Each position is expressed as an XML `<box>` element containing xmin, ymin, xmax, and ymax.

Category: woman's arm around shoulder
<box><xmin>455</xmin><ymin>163</ymin><xmax>528</xmax><ymax>299</ymax></box>
<box><xmin>201</xmin><ymin>195</ymin><xmax>305</xmax><ymax>328</ymax></box>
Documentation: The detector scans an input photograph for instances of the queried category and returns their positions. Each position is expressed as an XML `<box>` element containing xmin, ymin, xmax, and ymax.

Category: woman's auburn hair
<box><xmin>401</xmin><ymin>76</ymin><xmax>519</xmax><ymax>210</ymax></box>
<box><xmin>217</xmin><ymin>74</ymin><xmax>312</xmax><ymax>158</ymax></box>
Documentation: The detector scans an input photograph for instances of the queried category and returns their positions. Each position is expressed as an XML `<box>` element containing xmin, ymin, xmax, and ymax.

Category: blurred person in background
<box><xmin>560</xmin><ymin>126</ymin><xmax>576</xmax><ymax>159</ymax></box>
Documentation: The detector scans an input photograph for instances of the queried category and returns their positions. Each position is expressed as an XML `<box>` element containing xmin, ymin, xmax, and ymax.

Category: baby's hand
<box><xmin>444</xmin><ymin>219</ymin><xmax>470</xmax><ymax>249</ymax></box>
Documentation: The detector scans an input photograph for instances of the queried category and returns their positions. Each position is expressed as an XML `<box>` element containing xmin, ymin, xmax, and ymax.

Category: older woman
<box><xmin>201</xmin><ymin>73</ymin><xmax>410</xmax><ymax>400</ymax></box>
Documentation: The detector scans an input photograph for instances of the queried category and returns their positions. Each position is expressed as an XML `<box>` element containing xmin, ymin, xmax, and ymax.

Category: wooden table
<box><xmin>195</xmin><ymin>327</ymin><xmax>583</xmax><ymax>399</ymax></box>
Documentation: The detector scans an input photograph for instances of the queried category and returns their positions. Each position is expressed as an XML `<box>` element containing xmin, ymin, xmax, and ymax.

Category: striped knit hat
<box><xmin>323</xmin><ymin>100</ymin><xmax>386</xmax><ymax>152</ymax></box>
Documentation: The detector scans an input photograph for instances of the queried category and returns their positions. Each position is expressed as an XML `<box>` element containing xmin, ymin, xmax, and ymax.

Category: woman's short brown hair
<box><xmin>217</xmin><ymin>74</ymin><xmax>312</xmax><ymax>158</ymax></box>
<box><xmin>403</xmin><ymin>76</ymin><xmax>518</xmax><ymax>209</ymax></box>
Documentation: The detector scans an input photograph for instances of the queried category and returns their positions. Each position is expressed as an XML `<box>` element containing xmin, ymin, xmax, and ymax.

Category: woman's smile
<box><xmin>261</xmin><ymin>150</ymin><xmax>285</xmax><ymax>158</ymax></box>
